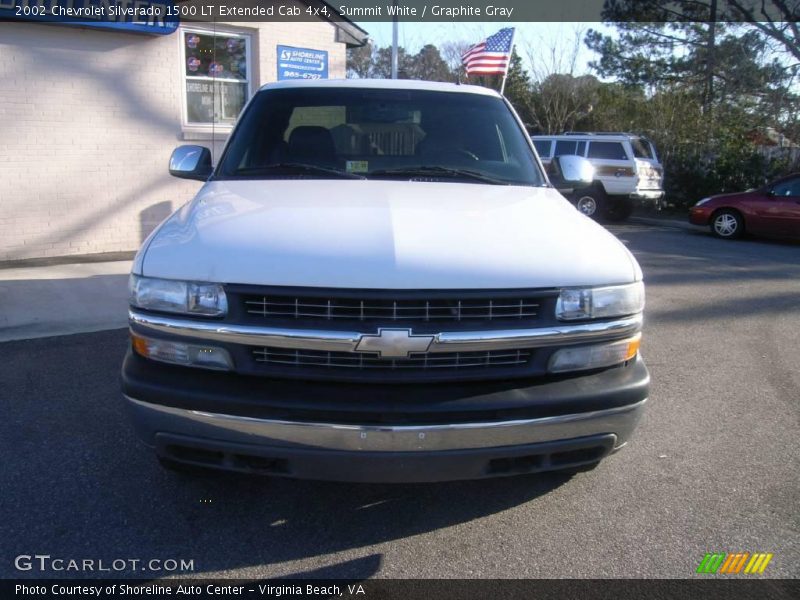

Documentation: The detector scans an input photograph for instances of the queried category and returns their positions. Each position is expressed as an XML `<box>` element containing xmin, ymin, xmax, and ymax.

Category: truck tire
<box><xmin>573</xmin><ymin>187</ymin><xmax>606</xmax><ymax>220</ymax></box>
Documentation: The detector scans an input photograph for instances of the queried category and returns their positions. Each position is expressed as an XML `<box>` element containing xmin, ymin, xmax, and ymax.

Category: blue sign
<box><xmin>277</xmin><ymin>45</ymin><xmax>329</xmax><ymax>81</ymax></box>
<box><xmin>0</xmin><ymin>0</ymin><xmax>179</xmax><ymax>36</ymax></box>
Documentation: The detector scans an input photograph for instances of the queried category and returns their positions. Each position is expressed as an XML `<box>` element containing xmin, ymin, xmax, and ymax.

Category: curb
<box><xmin>0</xmin><ymin>251</ymin><xmax>135</xmax><ymax>270</ymax></box>
<box><xmin>0</xmin><ymin>260</ymin><xmax>132</xmax><ymax>343</ymax></box>
<box><xmin>629</xmin><ymin>216</ymin><xmax>699</xmax><ymax>231</ymax></box>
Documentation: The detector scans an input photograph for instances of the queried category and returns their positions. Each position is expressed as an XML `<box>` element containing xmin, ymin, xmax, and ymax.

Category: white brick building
<box><xmin>0</xmin><ymin>4</ymin><xmax>367</xmax><ymax>261</ymax></box>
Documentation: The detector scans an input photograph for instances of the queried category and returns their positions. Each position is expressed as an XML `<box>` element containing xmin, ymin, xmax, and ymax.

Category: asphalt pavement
<box><xmin>0</xmin><ymin>223</ymin><xmax>798</xmax><ymax>579</ymax></box>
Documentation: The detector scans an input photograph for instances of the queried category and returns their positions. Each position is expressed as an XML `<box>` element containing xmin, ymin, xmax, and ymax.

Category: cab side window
<box><xmin>772</xmin><ymin>177</ymin><xmax>800</xmax><ymax>197</ymax></box>
<box><xmin>533</xmin><ymin>140</ymin><xmax>552</xmax><ymax>158</ymax></box>
<box><xmin>554</xmin><ymin>140</ymin><xmax>578</xmax><ymax>157</ymax></box>
<box><xmin>587</xmin><ymin>142</ymin><xmax>629</xmax><ymax>161</ymax></box>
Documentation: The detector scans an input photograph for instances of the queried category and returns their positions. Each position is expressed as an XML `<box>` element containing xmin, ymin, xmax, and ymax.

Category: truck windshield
<box><xmin>217</xmin><ymin>87</ymin><xmax>544</xmax><ymax>186</ymax></box>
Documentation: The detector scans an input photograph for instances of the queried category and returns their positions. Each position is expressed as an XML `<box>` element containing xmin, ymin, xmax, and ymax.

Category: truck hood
<box><xmin>140</xmin><ymin>180</ymin><xmax>639</xmax><ymax>289</ymax></box>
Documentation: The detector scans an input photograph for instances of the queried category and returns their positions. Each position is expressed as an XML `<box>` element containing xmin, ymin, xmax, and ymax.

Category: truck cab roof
<box><xmin>257</xmin><ymin>78</ymin><xmax>501</xmax><ymax>97</ymax></box>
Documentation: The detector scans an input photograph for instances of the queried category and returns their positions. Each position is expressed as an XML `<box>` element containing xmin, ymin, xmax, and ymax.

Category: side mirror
<box><xmin>169</xmin><ymin>145</ymin><xmax>213</xmax><ymax>181</ymax></box>
<box><xmin>550</xmin><ymin>155</ymin><xmax>594</xmax><ymax>191</ymax></box>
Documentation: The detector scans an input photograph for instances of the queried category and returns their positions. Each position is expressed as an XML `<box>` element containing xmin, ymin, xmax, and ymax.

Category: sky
<box><xmin>355</xmin><ymin>22</ymin><xmax>615</xmax><ymax>78</ymax></box>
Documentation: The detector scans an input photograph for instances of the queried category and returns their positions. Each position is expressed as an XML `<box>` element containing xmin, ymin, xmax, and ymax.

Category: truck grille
<box><xmin>243</xmin><ymin>295</ymin><xmax>540</xmax><ymax>322</ymax></box>
<box><xmin>220</xmin><ymin>286</ymin><xmax>560</xmax><ymax>380</ymax></box>
<box><xmin>253</xmin><ymin>347</ymin><xmax>533</xmax><ymax>370</ymax></box>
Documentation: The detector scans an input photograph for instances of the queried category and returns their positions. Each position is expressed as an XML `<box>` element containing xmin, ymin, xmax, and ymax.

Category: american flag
<box><xmin>461</xmin><ymin>28</ymin><xmax>515</xmax><ymax>76</ymax></box>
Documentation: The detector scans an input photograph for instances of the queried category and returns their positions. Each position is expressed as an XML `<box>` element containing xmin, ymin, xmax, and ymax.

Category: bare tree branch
<box><xmin>726</xmin><ymin>0</ymin><xmax>800</xmax><ymax>62</ymax></box>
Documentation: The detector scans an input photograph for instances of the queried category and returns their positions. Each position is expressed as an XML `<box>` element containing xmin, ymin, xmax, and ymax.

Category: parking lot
<box><xmin>1</xmin><ymin>222</ymin><xmax>798</xmax><ymax>579</ymax></box>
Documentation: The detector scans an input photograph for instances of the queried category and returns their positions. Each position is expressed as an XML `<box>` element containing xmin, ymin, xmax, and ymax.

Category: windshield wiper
<box><xmin>235</xmin><ymin>163</ymin><xmax>365</xmax><ymax>179</ymax></box>
<box><xmin>368</xmin><ymin>166</ymin><xmax>509</xmax><ymax>185</ymax></box>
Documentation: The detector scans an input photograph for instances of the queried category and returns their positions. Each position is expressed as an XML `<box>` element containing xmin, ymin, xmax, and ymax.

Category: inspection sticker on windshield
<box><xmin>346</xmin><ymin>161</ymin><xmax>369</xmax><ymax>173</ymax></box>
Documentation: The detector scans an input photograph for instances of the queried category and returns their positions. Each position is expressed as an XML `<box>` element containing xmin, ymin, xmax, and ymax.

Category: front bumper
<box><xmin>689</xmin><ymin>206</ymin><xmax>711</xmax><ymax>225</ymax></box>
<box><xmin>122</xmin><ymin>351</ymin><xmax>649</xmax><ymax>482</ymax></box>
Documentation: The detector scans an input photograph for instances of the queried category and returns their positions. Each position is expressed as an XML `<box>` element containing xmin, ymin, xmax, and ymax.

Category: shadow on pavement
<box><xmin>612</xmin><ymin>225</ymin><xmax>800</xmax><ymax>284</ymax></box>
<box><xmin>609</xmin><ymin>225</ymin><xmax>800</xmax><ymax>327</ymax></box>
<box><xmin>0</xmin><ymin>330</ymin><xmax>571</xmax><ymax>580</ymax></box>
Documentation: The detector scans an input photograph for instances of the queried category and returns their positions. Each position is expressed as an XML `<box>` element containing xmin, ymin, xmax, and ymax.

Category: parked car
<box><xmin>689</xmin><ymin>173</ymin><xmax>800</xmax><ymax>240</ymax></box>
<box><xmin>122</xmin><ymin>80</ymin><xmax>649</xmax><ymax>483</ymax></box>
<box><xmin>532</xmin><ymin>132</ymin><xmax>665</xmax><ymax>221</ymax></box>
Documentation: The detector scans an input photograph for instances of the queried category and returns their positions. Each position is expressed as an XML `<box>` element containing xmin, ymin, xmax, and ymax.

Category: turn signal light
<box><xmin>130</xmin><ymin>332</ymin><xmax>233</xmax><ymax>371</ymax></box>
<box><xmin>548</xmin><ymin>333</ymin><xmax>641</xmax><ymax>374</ymax></box>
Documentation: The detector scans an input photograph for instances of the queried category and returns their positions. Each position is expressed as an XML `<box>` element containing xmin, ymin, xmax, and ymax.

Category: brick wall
<box><xmin>0</xmin><ymin>17</ymin><xmax>348</xmax><ymax>261</ymax></box>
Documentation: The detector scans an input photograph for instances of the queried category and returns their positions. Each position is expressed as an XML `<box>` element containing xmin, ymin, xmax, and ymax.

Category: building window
<box><xmin>181</xmin><ymin>29</ymin><xmax>251</xmax><ymax>128</ymax></box>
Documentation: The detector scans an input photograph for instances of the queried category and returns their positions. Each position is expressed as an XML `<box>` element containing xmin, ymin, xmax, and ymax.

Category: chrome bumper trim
<box><xmin>129</xmin><ymin>310</ymin><xmax>642</xmax><ymax>353</ymax></box>
<box><xmin>630</xmin><ymin>190</ymin><xmax>665</xmax><ymax>200</ymax></box>
<box><xmin>125</xmin><ymin>397</ymin><xmax>647</xmax><ymax>452</ymax></box>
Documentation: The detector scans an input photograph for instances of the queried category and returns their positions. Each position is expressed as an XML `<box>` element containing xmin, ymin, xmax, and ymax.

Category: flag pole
<box><xmin>498</xmin><ymin>28</ymin><xmax>516</xmax><ymax>97</ymax></box>
<box><xmin>391</xmin><ymin>0</ymin><xmax>399</xmax><ymax>79</ymax></box>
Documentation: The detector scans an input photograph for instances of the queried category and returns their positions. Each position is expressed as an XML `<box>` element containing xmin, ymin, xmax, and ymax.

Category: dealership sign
<box><xmin>277</xmin><ymin>45</ymin><xmax>329</xmax><ymax>80</ymax></box>
<box><xmin>0</xmin><ymin>0</ymin><xmax>179</xmax><ymax>35</ymax></box>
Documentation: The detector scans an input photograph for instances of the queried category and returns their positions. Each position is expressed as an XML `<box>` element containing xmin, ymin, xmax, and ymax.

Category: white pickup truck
<box><xmin>122</xmin><ymin>79</ymin><xmax>649</xmax><ymax>482</ymax></box>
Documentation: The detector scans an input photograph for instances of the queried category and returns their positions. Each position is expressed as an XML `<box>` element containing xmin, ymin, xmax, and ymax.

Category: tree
<box><xmin>586</xmin><ymin>1</ymin><xmax>798</xmax><ymax>119</ymax></box>
<box><xmin>439</xmin><ymin>41</ymin><xmax>469</xmax><ymax>81</ymax></box>
<box><xmin>494</xmin><ymin>50</ymin><xmax>535</xmax><ymax>125</ymax></box>
<box><xmin>520</xmin><ymin>27</ymin><xmax>597</xmax><ymax>133</ymax></box>
<box><xmin>722</xmin><ymin>0</ymin><xmax>800</xmax><ymax>64</ymax></box>
<box><xmin>529</xmin><ymin>74</ymin><xmax>600</xmax><ymax>134</ymax></box>
<box><xmin>347</xmin><ymin>44</ymin><xmax>455</xmax><ymax>82</ymax></box>
<box><xmin>347</xmin><ymin>42</ymin><xmax>375</xmax><ymax>79</ymax></box>
<box><xmin>407</xmin><ymin>44</ymin><xmax>454</xmax><ymax>82</ymax></box>
<box><xmin>523</xmin><ymin>24</ymin><xmax>587</xmax><ymax>83</ymax></box>
<box><xmin>592</xmin><ymin>1</ymin><xmax>798</xmax><ymax>63</ymax></box>
<box><xmin>372</xmin><ymin>45</ymin><xmax>413</xmax><ymax>79</ymax></box>
<box><xmin>583</xmin><ymin>1</ymin><xmax>800</xmax><ymax>208</ymax></box>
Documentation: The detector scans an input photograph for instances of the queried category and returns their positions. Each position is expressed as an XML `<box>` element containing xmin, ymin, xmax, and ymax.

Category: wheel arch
<box><xmin>589</xmin><ymin>180</ymin><xmax>610</xmax><ymax>196</ymax></box>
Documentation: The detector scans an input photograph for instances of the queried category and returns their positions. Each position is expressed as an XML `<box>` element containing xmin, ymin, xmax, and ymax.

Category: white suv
<box><xmin>122</xmin><ymin>80</ymin><xmax>649</xmax><ymax>482</ymax></box>
<box><xmin>532</xmin><ymin>132</ymin><xmax>665</xmax><ymax>221</ymax></box>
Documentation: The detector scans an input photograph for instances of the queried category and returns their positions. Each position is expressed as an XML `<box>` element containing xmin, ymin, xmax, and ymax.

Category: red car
<box><xmin>689</xmin><ymin>173</ymin><xmax>800</xmax><ymax>240</ymax></box>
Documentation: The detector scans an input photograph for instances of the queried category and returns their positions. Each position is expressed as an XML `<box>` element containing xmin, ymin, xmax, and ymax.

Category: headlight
<box><xmin>129</xmin><ymin>274</ymin><xmax>227</xmax><ymax>316</ymax></box>
<box><xmin>556</xmin><ymin>282</ymin><xmax>644</xmax><ymax>321</ymax></box>
<box><xmin>548</xmin><ymin>334</ymin><xmax>641</xmax><ymax>373</ymax></box>
<box><xmin>695</xmin><ymin>197</ymin><xmax>710</xmax><ymax>207</ymax></box>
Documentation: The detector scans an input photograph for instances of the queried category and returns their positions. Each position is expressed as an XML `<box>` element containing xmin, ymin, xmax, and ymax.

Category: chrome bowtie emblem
<box><xmin>354</xmin><ymin>328</ymin><xmax>435</xmax><ymax>359</ymax></box>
